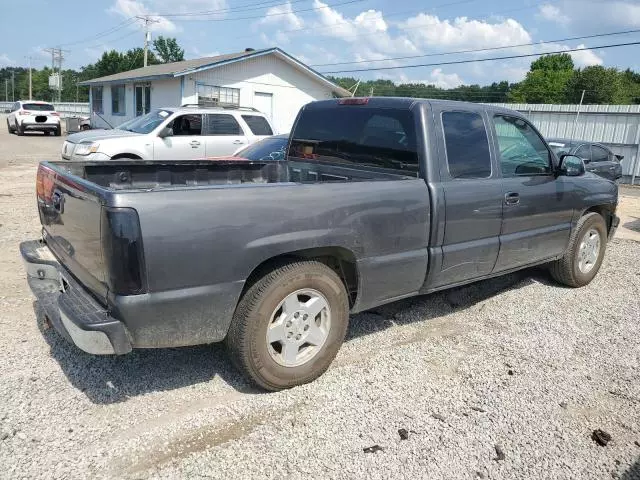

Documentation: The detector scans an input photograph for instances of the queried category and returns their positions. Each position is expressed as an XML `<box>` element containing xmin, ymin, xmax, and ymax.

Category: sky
<box><xmin>1</xmin><ymin>0</ymin><xmax>640</xmax><ymax>88</ymax></box>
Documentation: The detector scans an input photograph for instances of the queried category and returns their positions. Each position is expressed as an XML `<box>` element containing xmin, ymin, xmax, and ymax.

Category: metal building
<box><xmin>492</xmin><ymin>103</ymin><xmax>640</xmax><ymax>183</ymax></box>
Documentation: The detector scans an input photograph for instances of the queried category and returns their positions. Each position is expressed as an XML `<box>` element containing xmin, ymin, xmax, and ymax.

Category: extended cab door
<box><xmin>153</xmin><ymin>113</ymin><xmax>205</xmax><ymax>160</ymax></box>
<box><xmin>490</xmin><ymin>114</ymin><xmax>574</xmax><ymax>271</ymax></box>
<box><xmin>429</xmin><ymin>105</ymin><xmax>503</xmax><ymax>288</ymax></box>
<box><xmin>203</xmin><ymin>113</ymin><xmax>248</xmax><ymax>156</ymax></box>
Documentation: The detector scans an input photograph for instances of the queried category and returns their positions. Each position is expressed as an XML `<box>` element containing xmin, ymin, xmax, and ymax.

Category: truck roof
<box><xmin>306</xmin><ymin>97</ymin><xmax>519</xmax><ymax>115</ymax></box>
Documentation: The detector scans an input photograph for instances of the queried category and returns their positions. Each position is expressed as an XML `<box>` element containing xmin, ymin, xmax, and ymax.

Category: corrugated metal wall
<box><xmin>490</xmin><ymin>103</ymin><xmax>640</xmax><ymax>180</ymax></box>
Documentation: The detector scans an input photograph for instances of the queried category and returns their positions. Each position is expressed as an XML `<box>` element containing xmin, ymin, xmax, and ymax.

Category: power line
<box><xmin>320</xmin><ymin>41</ymin><xmax>640</xmax><ymax>74</ymax></box>
<box><xmin>165</xmin><ymin>0</ymin><xmax>367</xmax><ymax>22</ymax></box>
<box><xmin>59</xmin><ymin>18</ymin><xmax>139</xmax><ymax>47</ymax></box>
<box><xmin>230</xmin><ymin>0</ymin><xmax>482</xmax><ymax>40</ymax></box>
<box><xmin>311</xmin><ymin>27</ymin><xmax>640</xmax><ymax>67</ymax></box>
<box><xmin>157</xmin><ymin>0</ymin><xmax>312</xmax><ymax>17</ymax></box>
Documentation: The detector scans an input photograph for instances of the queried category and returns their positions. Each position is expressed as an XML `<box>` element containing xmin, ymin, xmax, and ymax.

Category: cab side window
<box><xmin>442</xmin><ymin>111</ymin><xmax>492</xmax><ymax>179</ymax></box>
<box><xmin>493</xmin><ymin>115</ymin><xmax>552</xmax><ymax>176</ymax></box>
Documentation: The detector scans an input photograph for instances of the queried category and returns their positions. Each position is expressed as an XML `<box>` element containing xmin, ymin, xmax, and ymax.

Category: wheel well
<box><xmin>111</xmin><ymin>153</ymin><xmax>142</xmax><ymax>160</ymax></box>
<box><xmin>242</xmin><ymin>247</ymin><xmax>359</xmax><ymax>307</ymax></box>
<box><xmin>585</xmin><ymin>204</ymin><xmax>615</xmax><ymax>233</ymax></box>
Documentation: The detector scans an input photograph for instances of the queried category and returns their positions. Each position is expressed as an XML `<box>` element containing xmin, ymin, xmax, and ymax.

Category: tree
<box><xmin>508</xmin><ymin>54</ymin><xmax>574</xmax><ymax>103</ymax></box>
<box><xmin>566</xmin><ymin>66</ymin><xmax>625</xmax><ymax>104</ymax></box>
<box><xmin>153</xmin><ymin>36</ymin><xmax>185</xmax><ymax>63</ymax></box>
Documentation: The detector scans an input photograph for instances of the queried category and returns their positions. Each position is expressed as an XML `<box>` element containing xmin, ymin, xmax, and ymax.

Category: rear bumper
<box><xmin>20</xmin><ymin>240</ymin><xmax>132</xmax><ymax>355</ymax></box>
<box><xmin>22</xmin><ymin>121</ymin><xmax>59</xmax><ymax>130</ymax></box>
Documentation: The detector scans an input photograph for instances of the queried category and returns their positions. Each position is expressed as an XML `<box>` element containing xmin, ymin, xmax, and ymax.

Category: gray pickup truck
<box><xmin>21</xmin><ymin>97</ymin><xmax>619</xmax><ymax>391</ymax></box>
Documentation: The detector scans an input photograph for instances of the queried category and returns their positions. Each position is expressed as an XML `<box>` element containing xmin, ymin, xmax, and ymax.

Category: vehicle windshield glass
<box><xmin>23</xmin><ymin>103</ymin><xmax>55</xmax><ymax>111</ymax></box>
<box><xmin>117</xmin><ymin>109</ymin><xmax>173</xmax><ymax>134</ymax></box>
<box><xmin>288</xmin><ymin>106</ymin><xmax>418</xmax><ymax>174</ymax></box>
<box><xmin>236</xmin><ymin>136</ymin><xmax>288</xmax><ymax>161</ymax></box>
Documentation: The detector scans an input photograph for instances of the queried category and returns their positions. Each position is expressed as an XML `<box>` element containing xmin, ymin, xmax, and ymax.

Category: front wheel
<box><xmin>226</xmin><ymin>261</ymin><xmax>349</xmax><ymax>391</ymax></box>
<box><xmin>549</xmin><ymin>212</ymin><xmax>607</xmax><ymax>287</ymax></box>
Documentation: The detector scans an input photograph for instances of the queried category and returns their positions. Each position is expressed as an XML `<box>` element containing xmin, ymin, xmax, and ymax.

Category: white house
<box><xmin>78</xmin><ymin>47</ymin><xmax>350</xmax><ymax>134</ymax></box>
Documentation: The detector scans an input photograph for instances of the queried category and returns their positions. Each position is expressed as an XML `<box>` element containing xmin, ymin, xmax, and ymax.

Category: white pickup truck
<box><xmin>61</xmin><ymin>106</ymin><xmax>274</xmax><ymax>161</ymax></box>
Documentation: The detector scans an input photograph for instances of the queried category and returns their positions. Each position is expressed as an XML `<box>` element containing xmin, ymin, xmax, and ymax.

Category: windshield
<box><xmin>236</xmin><ymin>136</ymin><xmax>288</xmax><ymax>161</ymax></box>
<box><xmin>117</xmin><ymin>109</ymin><xmax>173</xmax><ymax>134</ymax></box>
<box><xmin>23</xmin><ymin>103</ymin><xmax>55</xmax><ymax>111</ymax></box>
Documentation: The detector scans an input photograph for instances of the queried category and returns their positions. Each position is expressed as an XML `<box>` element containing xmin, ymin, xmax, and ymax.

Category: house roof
<box><xmin>78</xmin><ymin>47</ymin><xmax>351</xmax><ymax>97</ymax></box>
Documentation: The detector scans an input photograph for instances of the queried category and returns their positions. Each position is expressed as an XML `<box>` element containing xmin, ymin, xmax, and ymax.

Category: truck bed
<box><xmin>54</xmin><ymin>159</ymin><xmax>413</xmax><ymax>191</ymax></box>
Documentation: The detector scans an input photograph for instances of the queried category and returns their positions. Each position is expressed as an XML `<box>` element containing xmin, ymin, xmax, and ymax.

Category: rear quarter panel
<box><xmin>112</xmin><ymin>179</ymin><xmax>431</xmax><ymax>313</ymax></box>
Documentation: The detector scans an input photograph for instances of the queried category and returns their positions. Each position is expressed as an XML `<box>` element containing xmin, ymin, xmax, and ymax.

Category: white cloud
<box><xmin>260</xmin><ymin>1</ymin><xmax>303</xmax><ymax>30</ymax></box>
<box><xmin>428</xmin><ymin>69</ymin><xmax>465</xmax><ymax>89</ymax></box>
<box><xmin>0</xmin><ymin>53</ymin><xmax>15</xmax><ymax>66</ymax></box>
<box><xmin>109</xmin><ymin>0</ymin><xmax>179</xmax><ymax>33</ymax></box>
<box><xmin>568</xmin><ymin>44</ymin><xmax>604</xmax><ymax>67</ymax></box>
<box><xmin>555</xmin><ymin>0</ymin><xmax>640</xmax><ymax>29</ymax></box>
<box><xmin>538</xmin><ymin>4</ymin><xmax>570</xmax><ymax>25</ymax></box>
<box><xmin>191</xmin><ymin>47</ymin><xmax>220</xmax><ymax>59</ymax></box>
<box><xmin>400</xmin><ymin>14</ymin><xmax>532</xmax><ymax>50</ymax></box>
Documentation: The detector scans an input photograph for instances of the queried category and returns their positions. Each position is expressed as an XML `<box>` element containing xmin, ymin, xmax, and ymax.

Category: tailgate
<box><xmin>37</xmin><ymin>163</ymin><xmax>108</xmax><ymax>303</ymax></box>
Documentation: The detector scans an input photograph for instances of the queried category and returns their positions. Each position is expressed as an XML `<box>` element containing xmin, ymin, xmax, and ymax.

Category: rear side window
<box><xmin>592</xmin><ymin>145</ymin><xmax>609</xmax><ymax>162</ymax></box>
<box><xmin>206</xmin><ymin>114</ymin><xmax>242</xmax><ymax>135</ymax></box>
<box><xmin>242</xmin><ymin>115</ymin><xmax>273</xmax><ymax>135</ymax></box>
<box><xmin>442</xmin><ymin>111</ymin><xmax>491</xmax><ymax>179</ymax></box>
<box><xmin>288</xmin><ymin>106</ymin><xmax>418</xmax><ymax>173</ymax></box>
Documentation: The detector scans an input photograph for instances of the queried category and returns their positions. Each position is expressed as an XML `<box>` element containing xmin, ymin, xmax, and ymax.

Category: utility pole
<box><xmin>11</xmin><ymin>70</ymin><xmax>15</xmax><ymax>101</ymax></box>
<box><xmin>43</xmin><ymin>47</ymin><xmax>68</xmax><ymax>104</ymax></box>
<box><xmin>5</xmin><ymin>79</ymin><xmax>8</xmax><ymax>102</ymax></box>
<box><xmin>136</xmin><ymin>15</ymin><xmax>160</xmax><ymax>67</ymax></box>
<box><xmin>571</xmin><ymin>89</ymin><xmax>586</xmax><ymax>139</ymax></box>
<box><xmin>25</xmin><ymin>56</ymin><xmax>33</xmax><ymax>100</ymax></box>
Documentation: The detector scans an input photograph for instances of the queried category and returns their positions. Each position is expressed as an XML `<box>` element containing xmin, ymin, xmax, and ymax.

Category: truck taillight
<box><xmin>36</xmin><ymin>164</ymin><xmax>56</xmax><ymax>201</ymax></box>
<box><xmin>101</xmin><ymin>208</ymin><xmax>146</xmax><ymax>295</ymax></box>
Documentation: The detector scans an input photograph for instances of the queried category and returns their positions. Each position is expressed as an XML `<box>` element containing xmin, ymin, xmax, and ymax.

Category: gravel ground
<box><xmin>1</xmin><ymin>127</ymin><xmax>639</xmax><ymax>479</ymax></box>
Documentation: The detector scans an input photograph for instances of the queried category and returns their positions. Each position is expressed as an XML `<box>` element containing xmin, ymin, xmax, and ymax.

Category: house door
<box><xmin>254</xmin><ymin>92</ymin><xmax>273</xmax><ymax>122</ymax></box>
<box><xmin>135</xmin><ymin>85</ymin><xmax>151</xmax><ymax>116</ymax></box>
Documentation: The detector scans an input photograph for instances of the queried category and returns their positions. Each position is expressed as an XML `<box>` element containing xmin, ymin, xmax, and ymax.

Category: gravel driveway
<box><xmin>1</xmin><ymin>130</ymin><xmax>639</xmax><ymax>479</ymax></box>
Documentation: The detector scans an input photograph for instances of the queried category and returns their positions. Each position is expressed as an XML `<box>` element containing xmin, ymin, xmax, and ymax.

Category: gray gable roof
<box><xmin>78</xmin><ymin>47</ymin><xmax>350</xmax><ymax>97</ymax></box>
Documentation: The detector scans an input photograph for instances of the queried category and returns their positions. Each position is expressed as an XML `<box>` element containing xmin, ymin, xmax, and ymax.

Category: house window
<box><xmin>91</xmin><ymin>86</ymin><xmax>103</xmax><ymax>113</ymax></box>
<box><xmin>111</xmin><ymin>84</ymin><xmax>126</xmax><ymax>115</ymax></box>
<box><xmin>196</xmin><ymin>83</ymin><xmax>240</xmax><ymax>106</ymax></box>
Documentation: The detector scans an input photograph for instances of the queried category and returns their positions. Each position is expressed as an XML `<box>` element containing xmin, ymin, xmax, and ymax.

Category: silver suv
<box><xmin>62</xmin><ymin>105</ymin><xmax>275</xmax><ymax>161</ymax></box>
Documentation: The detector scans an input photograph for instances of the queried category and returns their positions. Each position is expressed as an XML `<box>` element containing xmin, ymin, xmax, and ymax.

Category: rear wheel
<box><xmin>16</xmin><ymin>122</ymin><xmax>24</xmax><ymax>136</ymax></box>
<box><xmin>54</xmin><ymin>126</ymin><xmax>61</xmax><ymax>137</ymax></box>
<box><xmin>549</xmin><ymin>212</ymin><xmax>607</xmax><ymax>287</ymax></box>
<box><xmin>6</xmin><ymin>119</ymin><xmax>12</xmax><ymax>134</ymax></box>
<box><xmin>226</xmin><ymin>261</ymin><xmax>349</xmax><ymax>391</ymax></box>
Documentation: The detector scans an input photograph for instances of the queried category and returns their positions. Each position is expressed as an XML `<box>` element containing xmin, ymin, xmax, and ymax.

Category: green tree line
<box><xmin>330</xmin><ymin>54</ymin><xmax>640</xmax><ymax>104</ymax></box>
<box><xmin>0</xmin><ymin>36</ymin><xmax>184</xmax><ymax>103</ymax></box>
<box><xmin>2</xmin><ymin>47</ymin><xmax>640</xmax><ymax>105</ymax></box>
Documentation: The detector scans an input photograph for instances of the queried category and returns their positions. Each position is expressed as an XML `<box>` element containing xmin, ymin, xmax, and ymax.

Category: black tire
<box><xmin>16</xmin><ymin>122</ymin><xmax>24</xmax><ymax>136</ymax></box>
<box><xmin>44</xmin><ymin>131</ymin><xmax>51</xmax><ymax>136</ymax></box>
<box><xmin>54</xmin><ymin>126</ymin><xmax>61</xmax><ymax>137</ymax></box>
<box><xmin>226</xmin><ymin>261</ymin><xmax>349</xmax><ymax>391</ymax></box>
<box><xmin>549</xmin><ymin>212</ymin><xmax>607</xmax><ymax>287</ymax></box>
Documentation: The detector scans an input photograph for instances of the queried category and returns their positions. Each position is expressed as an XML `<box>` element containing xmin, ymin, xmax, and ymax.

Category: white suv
<box><xmin>7</xmin><ymin>101</ymin><xmax>61</xmax><ymax>136</ymax></box>
<box><xmin>61</xmin><ymin>106</ymin><xmax>275</xmax><ymax>161</ymax></box>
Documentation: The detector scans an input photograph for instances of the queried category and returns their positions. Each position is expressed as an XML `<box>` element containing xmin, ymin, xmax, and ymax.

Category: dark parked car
<box><xmin>202</xmin><ymin>133</ymin><xmax>289</xmax><ymax>161</ymax></box>
<box><xmin>547</xmin><ymin>138</ymin><xmax>623</xmax><ymax>181</ymax></box>
<box><xmin>21</xmin><ymin>98</ymin><xmax>619</xmax><ymax>391</ymax></box>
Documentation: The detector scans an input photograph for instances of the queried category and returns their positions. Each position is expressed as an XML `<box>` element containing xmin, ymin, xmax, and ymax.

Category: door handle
<box><xmin>504</xmin><ymin>192</ymin><xmax>520</xmax><ymax>206</ymax></box>
<box><xmin>609</xmin><ymin>166</ymin><xmax>617</xmax><ymax>170</ymax></box>
<box><xmin>190</xmin><ymin>141</ymin><xmax>201</xmax><ymax>148</ymax></box>
<box><xmin>232</xmin><ymin>140</ymin><xmax>244</xmax><ymax>145</ymax></box>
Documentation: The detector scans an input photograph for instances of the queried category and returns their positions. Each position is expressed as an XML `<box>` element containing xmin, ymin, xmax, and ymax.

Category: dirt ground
<box><xmin>1</xmin><ymin>117</ymin><xmax>639</xmax><ymax>479</ymax></box>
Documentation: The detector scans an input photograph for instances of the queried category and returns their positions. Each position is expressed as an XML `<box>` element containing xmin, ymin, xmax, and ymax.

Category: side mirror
<box><xmin>158</xmin><ymin>127</ymin><xmax>173</xmax><ymax>138</ymax></box>
<box><xmin>559</xmin><ymin>154</ymin><xmax>586</xmax><ymax>177</ymax></box>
